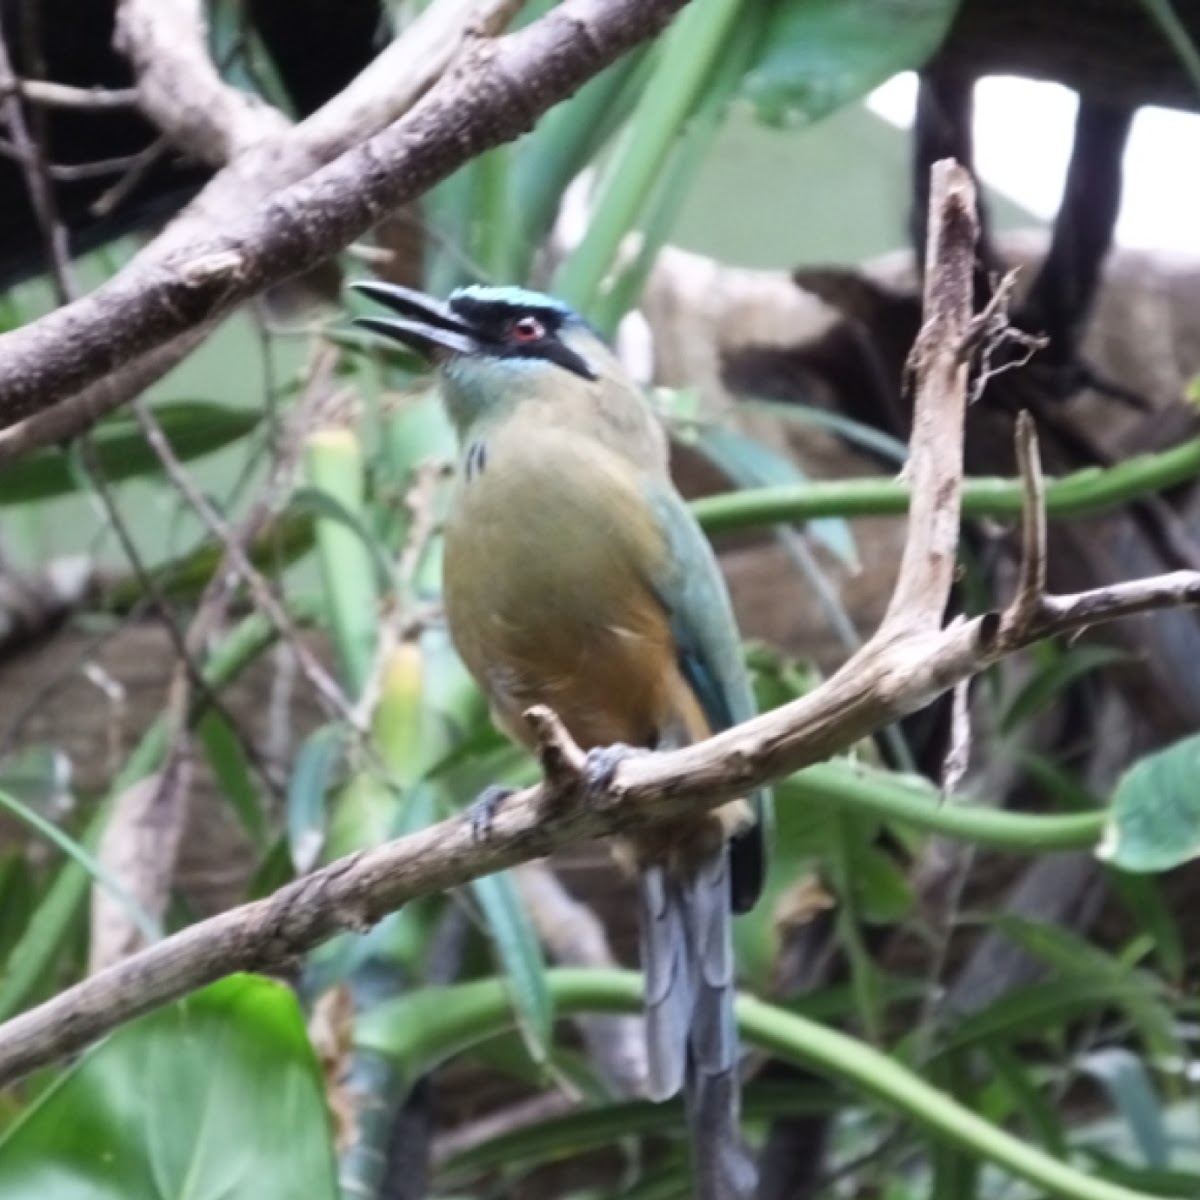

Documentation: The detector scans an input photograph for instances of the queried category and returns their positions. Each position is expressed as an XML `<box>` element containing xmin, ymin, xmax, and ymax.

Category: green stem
<box><xmin>789</xmin><ymin>761</ymin><xmax>1102</xmax><ymax>852</ymax></box>
<box><xmin>692</xmin><ymin>437</ymin><xmax>1200</xmax><ymax>533</ymax></box>
<box><xmin>359</xmin><ymin>970</ymin><xmax>1168</xmax><ymax>1200</ymax></box>
<box><xmin>551</xmin><ymin>0</ymin><xmax>746</xmax><ymax>311</ymax></box>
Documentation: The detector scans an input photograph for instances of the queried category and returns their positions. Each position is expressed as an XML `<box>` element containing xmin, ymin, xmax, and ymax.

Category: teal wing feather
<box><xmin>640</xmin><ymin>479</ymin><xmax>765</xmax><ymax>1199</ymax></box>
<box><xmin>642</xmin><ymin>481</ymin><xmax>769</xmax><ymax>913</ymax></box>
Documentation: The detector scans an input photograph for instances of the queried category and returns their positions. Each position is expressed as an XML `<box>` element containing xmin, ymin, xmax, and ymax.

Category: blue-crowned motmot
<box><xmin>354</xmin><ymin>281</ymin><xmax>766</xmax><ymax>1199</ymax></box>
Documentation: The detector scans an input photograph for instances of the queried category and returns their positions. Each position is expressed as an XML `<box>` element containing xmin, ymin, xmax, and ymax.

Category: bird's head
<box><xmin>352</xmin><ymin>281</ymin><xmax>614</xmax><ymax>435</ymax></box>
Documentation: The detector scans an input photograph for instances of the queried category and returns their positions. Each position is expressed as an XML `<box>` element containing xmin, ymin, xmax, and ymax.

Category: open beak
<box><xmin>350</xmin><ymin>281</ymin><xmax>481</xmax><ymax>360</ymax></box>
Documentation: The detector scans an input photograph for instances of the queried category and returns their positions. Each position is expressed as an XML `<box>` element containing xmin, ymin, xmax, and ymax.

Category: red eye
<box><xmin>511</xmin><ymin>316</ymin><xmax>544</xmax><ymax>342</ymax></box>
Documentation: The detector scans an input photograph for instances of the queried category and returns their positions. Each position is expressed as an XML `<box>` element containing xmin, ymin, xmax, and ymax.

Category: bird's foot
<box><xmin>583</xmin><ymin>743</ymin><xmax>645</xmax><ymax>798</ymax></box>
<box><xmin>467</xmin><ymin>784</ymin><xmax>514</xmax><ymax>843</ymax></box>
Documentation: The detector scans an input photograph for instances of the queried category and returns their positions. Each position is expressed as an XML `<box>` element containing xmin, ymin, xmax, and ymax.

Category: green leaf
<box><xmin>287</xmin><ymin>724</ymin><xmax>346</xmax><ymax>873</ymax></box>
<box><xmin>940</xmin><ymin>976</ymin><xmax>1163</xmax><ymax>1056</ymax></box>
<box><xmin>0</xmin><ymin>975</ymin><xmax>338</xmax><ymax>1200</ymax></box>
<box><xmin>440</xmin><ymin>1081</ymin><xmax>834</xmax><ymax>1179</ymax></box>
<box><xmin>1078</xmin><ymin>1048</ymin><xmax>1170</xmax><ymax>1170</ymax></box>
<box><xmin>301</xmin><ymin>424</ymin><xmax>385</xmax><ymax>695</ymax></box>
<box><xmin>471</xmin><ymin>871</ymin><xmax>553</xmax><ymax>1064</ymax></box>
<box><xmin>198</xmin><ymin>712</ymin><xmax>268</xmax><ymax>849</ymax></box>
<box><xmin>1001</xmin><ymin>643</ymin><xmax>1129</xmax><ymax>734</ymax></box>
<box><xmin>0</xmin><ymin>401</ymin><xmax>260</xmax><ymax>505</ymax></box>
<box><xmin>0</xmin><ymin>852</ymin><xmax>34</xmax><ymax>965</ymax></box>
<box><xmin>743</xmin><ymin>0</ymin><xmax>962</xmax><ymax>128</ymax></box>
<box><xmin>0</xmin><ymin>789</ymin><xmax>160</xmax><ymax>945</ymax></box>
<box><xmin>1100</xmin><ymin>733</ymin><xmax>1200</xmax><ymax>872</ymax></box>
<box><xmin>740</xmin><ymin>397</ymin><xmax>909</xmax><ymax>465</ymax></box>
<box><xmin>981</xmin><ymin>1040</ymin><xmax>1067</xmax><ymax>1157</ymax></box>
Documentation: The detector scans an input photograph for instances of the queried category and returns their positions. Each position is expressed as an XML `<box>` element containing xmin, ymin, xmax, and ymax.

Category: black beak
<box><xmin>350</xmin><ymin>281</ymin><xmax>481</xmax><ymax>359</ymax></box>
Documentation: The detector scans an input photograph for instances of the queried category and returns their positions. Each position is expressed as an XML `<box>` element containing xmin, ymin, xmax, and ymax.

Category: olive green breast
<box><xmin>442</xmin><ymin>421</ymin><xmax>674</xmax><ymax>747</ymax></box>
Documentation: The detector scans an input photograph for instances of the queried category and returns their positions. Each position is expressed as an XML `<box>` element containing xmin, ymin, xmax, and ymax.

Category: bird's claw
<box><xmin>467</xmin><ymin>784</ymin><xmax>514</xmax><ymax>843</ymax></box>
<box><xmin>583</xmin><ymin>743</ymin><xmax>643</xmax><ymax>796</ymax></box>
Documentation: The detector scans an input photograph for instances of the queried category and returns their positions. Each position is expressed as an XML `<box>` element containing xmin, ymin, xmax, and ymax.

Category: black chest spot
<box><xmin>465</xmin><ymin>440</ymin><xmax>488</xmax><ymax>481</ymax></box>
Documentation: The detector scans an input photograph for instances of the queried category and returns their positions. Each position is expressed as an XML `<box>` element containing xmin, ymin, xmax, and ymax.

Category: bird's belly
<box><xmin>443</xmin><ymin>480</ymin><xmax>672</xmax><ymax>750</ymax></box>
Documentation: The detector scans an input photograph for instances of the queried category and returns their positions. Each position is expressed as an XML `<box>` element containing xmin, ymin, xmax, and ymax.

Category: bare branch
<box><xmin>0</xmin><ymin>11</ymin><xmax>76</xmax><ymax>301</ymax></box>
<box><xmin>1010</xmin><ymin>411</ymin><xmax>1048</xmax><ymax>629</ymax></box>
<box><xmin>129</xmin><ymin>399</ymin><xmax>357</xmax><ymax>726</ymax></box>
<box><xmin>113</xmin><ymin>0</ymin><xmax>287</xmax><ymax>165</ymax></box>
<box><xmin>885</xmin><ymin>161</ymin><xmax>977</xmax><ymax>635</ymax></box>
<box><xmin>0</xmin><ymin>79</ymin><xmax>139</xmax><ymax>110</ymax></box>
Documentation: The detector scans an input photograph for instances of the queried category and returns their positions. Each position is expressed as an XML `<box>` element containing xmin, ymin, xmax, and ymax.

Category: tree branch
<box><xmin>1</xmin><ymin>159</ymin><xmax>1198</xmax><ymax>1093</ymax></box>
<box><xmin>114</xmin><ymin>0</ymin><xmax>289</xmax><ymax>165</ymax></box>
<box><xmin>0</xmin><ymin>0</ymin><xmax>690</xmax><ymax>445</ymax></box>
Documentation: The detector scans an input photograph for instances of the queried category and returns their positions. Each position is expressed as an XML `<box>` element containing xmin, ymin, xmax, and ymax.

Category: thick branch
<box><xmin>0</xmin><ymin>0</ymin><xmax>688</xmax><ymax>438</ymax></box>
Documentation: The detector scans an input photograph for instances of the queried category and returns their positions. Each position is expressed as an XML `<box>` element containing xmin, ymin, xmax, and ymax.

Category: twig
<box><xmin>1010</xmin><ymin>411</ymin><xmax>1048</xmax><ymax>629</ymax></box>
<box><xmin>0</xmin><ymin>11</ymin><xmax>75</xmax><ymax>302</ymax></box>
<box><xmin>0</xmin><ymin>79</ymin><xmax>139</xmax><ymax>109</ymax></box>
<box><xmin>129</xmin><ymin>399</ymin><xmax>357</xmax><ymax>726</ymax></box>
<box><xmin>90</xmin><ymin>137</ymin><xmax>171</xmax><ymax>218</ymax></box>
<box><xmin>433</xmin><ymin>1092</ymin><xmax>579</xmax><ymax>1164</ymax></box>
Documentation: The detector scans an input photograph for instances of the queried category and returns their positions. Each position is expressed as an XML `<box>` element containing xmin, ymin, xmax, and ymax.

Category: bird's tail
<box><xmin>638</xmin><ymin>845</ymin><xmax>756</xmax><ymax>1200</ymax></box>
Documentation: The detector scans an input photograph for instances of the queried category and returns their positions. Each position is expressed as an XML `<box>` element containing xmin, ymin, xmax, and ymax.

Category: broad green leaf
<box><xmin>1100</xmin><ymin>733</ymin><xmax>1200</xmax><ymax>872</ymax></box>
<box><xmin>743</xmin><ymin>0</ymin><xmax>962</xmax><ymax>128</ymax></box>
<box><xmin>100</xmin><ymin>509</ymin><xmax>314</xmax><ymax>609</ymax></box>
<box><xmin>0</xmin><ymin>402</ymin><xmax>260</xmax><ymax>505</ymax></box>
<box><xmin>0</xmin><ymin>975</ymin><xmax>337</xmax><ymax>1200</ymax></box>
<box><xmin>299</xmin><ymin>425</ymin><xmax>385</xmax><ymax>697</ymax></box>
<box><xmin>471</xmin><ymin>871</ymin><xmax>554</xmax><ymax>1064</ymax></box>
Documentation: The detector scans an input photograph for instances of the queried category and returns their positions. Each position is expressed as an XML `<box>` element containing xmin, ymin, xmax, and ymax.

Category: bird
<box><xmin>353</xmin><ymin>280</ymin><xmax>767</xmax><ymax>1199</ymax></box>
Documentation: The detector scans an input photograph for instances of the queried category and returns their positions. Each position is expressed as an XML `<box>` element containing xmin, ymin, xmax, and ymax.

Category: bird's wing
<box><xmin>642</xmin><ymin>481</ymin><xmax>769</xmax><ymax>914</ymax></box>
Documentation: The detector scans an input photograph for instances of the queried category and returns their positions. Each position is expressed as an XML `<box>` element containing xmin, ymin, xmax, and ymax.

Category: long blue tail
<box><xmin>639</xmin><ymin>844</ymin><xmax>756</xmax><ymax>1199</ymax></box>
